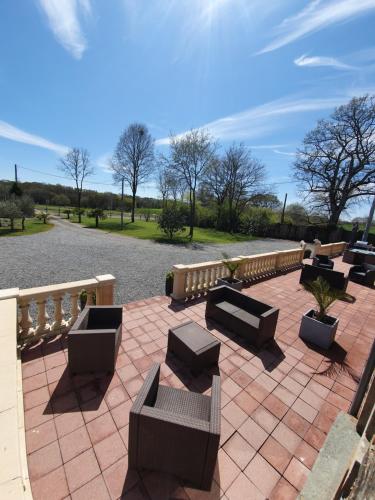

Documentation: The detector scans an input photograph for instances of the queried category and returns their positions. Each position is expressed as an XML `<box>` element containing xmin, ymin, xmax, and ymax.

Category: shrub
<box><xmin>158</xmin><ymin>206</ymin><xmax>186</xmax><ymax>240</ymax></box>
<box><xmin>88</xmin><ymin>208</ymin><xmax>106</xmax><ymax>228</ymax></box>
<box><xmin>240</xmin><ymin>208</ymin><xmax>273</xmax><ymax>236</ymax></box>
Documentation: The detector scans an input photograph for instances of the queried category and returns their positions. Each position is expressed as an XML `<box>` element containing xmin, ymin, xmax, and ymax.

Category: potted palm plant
<box><xmin>217</xmin><ymin>253</ymin><xmax>243</xmax><ymax>291</ymax></box>
<box><xmin>299</xmin><ymin>276</ymin><xmax>348</xmax><ymax>349</ymax></box>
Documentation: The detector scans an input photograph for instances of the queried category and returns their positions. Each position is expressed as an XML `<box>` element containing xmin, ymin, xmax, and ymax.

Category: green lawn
<box><xmin>340</xmin><ymin>223</ymin><xmax>375</xmax><ymax>235</ymax></box>
<box><xmin>36</xmin><ymin>205</ymin><xmax>161</xmax><ymax>218</ymax></box>
<box><xmin>74</xmin><ymin>217</ymin><xmax>255</xmax><ymax>244</ymax></box>
<box><xmin>0</xmin><ymin>218</ymin><xmax>53</xmax><ymax>237</ymax></box>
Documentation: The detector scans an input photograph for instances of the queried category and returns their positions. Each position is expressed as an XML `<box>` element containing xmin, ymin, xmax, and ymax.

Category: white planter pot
<box><xmin>299</xmin><ymin>309</ymin><xmax>338</xmax><ymax>350</ymax></box>
<box><xmin>216</xmin><ymin>277</ymin><xmax>243</xmax><ymax>291</ymax></box>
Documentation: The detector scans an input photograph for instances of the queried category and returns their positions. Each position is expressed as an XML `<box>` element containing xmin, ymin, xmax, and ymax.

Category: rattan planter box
<box><xmin>68</xmin><ymin>306</ymin><xmax>122</xmax><ymax>375</ymax></box>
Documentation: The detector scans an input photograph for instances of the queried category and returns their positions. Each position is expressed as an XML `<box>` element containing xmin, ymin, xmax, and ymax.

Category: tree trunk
<box><xmin>78</xmin><ymin>192</ymin><xmax>82</xmax><ymax>223</ymax></box>
<box><xmin>121</xmin><ymin>178</ymin><xmax>124</xmax><ymax>230</ymax></box>
<box><xmin>328</xmin><ymin>210</ymin><xmax>340</xmax><ymax>226</ymax></box>
<box><xmin>95</xmin><ymin>215</ymin><xmax>99</xmax><ymax>228</ymax></box>
<box><xmin>10</xmin><ymin>218</ymin><xmax>14</xmax><ymax>230</ymax></box>
<box><xmin>22</xmin><ymin>217</ymin><xmax>25</xmax><ymax>231</ymax></box>
<box><xmin>189</xmin><ymin>191</ymin><xmax>195</xmax><ymax>239</ymax></box>
<box><xmin>131</xmin><ymin>192</ymin><xmax>136</xmax><ymax>223</ymax></box>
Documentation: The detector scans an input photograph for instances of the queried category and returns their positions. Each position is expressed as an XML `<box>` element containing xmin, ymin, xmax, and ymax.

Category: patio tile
<box><xmin>81</xmin><ymin>396</ymin><xmax>109</xmax><ymax>423</ymax></box>
<box><xmin>226</xmin><ymin>474</ymin><xmax>265</xmax><ymax>500</ymax></box>
<box><xmin>24</xmin><ymin>402</ymin><xmax>54</xmax><ymax>431</ymax></box>
<box><xmin>300</xmin><ymin>387</ymin><xmax>325</xmax><ymax>410</ymax></box>
<box><xmin>304</xmin><ymin>425</ymin><xmax>327</xmax><ymax>450</ymax></box>
<box><xmin>259</xmin><ymin>436</ymin><xmax>292</xmax><ymax>474</ymax></box>
<box><xmin>231</xmin><ymin>368</ymin><xmax>252</xmax><ymax>388</ymax></box>
<box><xmin>262</xmin><ymin>393</ymin><xmax>288</xmax><ymax>419</ymax></box>
<box><xmin>238</xmin><ymin>417</ymin><xmax>268</xmax><ymax>451</ymax></box>
<box><xmin>269</xmin><ymin>478</ymin><xmax>298</xmax><ymax>500</ymax></box>
<box><xmin>22</xmin><ymin>358</ymin><xmax>45</xmax><ymax>378</ymax></box>
<box><xmin>71</xmin><ymin>474</ymin><xmax>110</xmax><ymax>500</ymax></box>
<box><xmin>26</xmin><ymin>419</ymin><xmax>57</xmax><ymax>454</ymax></box>
<box><xmin>102</xmin><ymin>455</ymin><xmax>139</xmax><ymax>500</ymax></box>
<box><xmin>60</xmin><ymin>426</ymin><xmax>92</xmax><ymax>463</ymax></box>
<box><xmin>28</xmin><ymin>440</ymin><xmax>63</xmax><ymax>480</ymax></box>
<box><xmin>251</xmin><ymin>406</ymin><xmax>279</xmax><ymax>433</ymax></box>
<box><xmin>284</xmin><ymin>457</ymin><xmax>310</xmax><ymax>491</ymax></box>
<box><xmin>54</xmin><ymin>409</ymin><xmax>85</xmax><ymax>438</ymax></box>
<box><xmin>282</xmin><ymin>409</ymin><xmax>310</xmax><ymax>438</ymax></box>
<box><xmin>110</xmin><ymin>399</ymin><xmax>133</xmax><ymax>429</ymax></box>
<box><xmin>51</xmin><ymin>392</ymin><xmax>79</xmax><ymax>414</ymax></box>
<box><xmin>31</xmin><ymin>466</ymin><xmax>69</xmax><ymax>500</ymax></box>
<box><xmin>123</xmin><ymin>375</ymin><xmax>145</xmax><ymax>397</ymax></box>
<box><xmin>64</xmin><ymin>449</ymin><xmax>101</xmax><ymax>493</ymax></box>
<box><xmin>294</xmin><ymin>440</ymin><xmax>318</xmax><ymax>470</ymax></box>
<box><xmin>93</xmin><ymin>431</ymin><xmax>127</xmax><ymax>471</ymax></box>
<box><xmin>214</xmin><ymin>449</ymin><xmax>241</xmax><ymax>492</ymax></box>
<box><xmin>272</xmin><ymin>385</ymin><xmax>297</xmax><ymax>407</ymax></box>
<box><xmin>222</xmin><ymin>401</ymin><xmax>248</xmax><ymax>428</ymax></box>
<box><xmin>245</xmin><ymin>381</ymin><xmax>269</xmax><ymax>403</ymax></box>
<box><xmin>223</xmin><ymin>432</ymin><xmax>256</xmax><ymax>470</ymax></box>
<box><xmin>244</xmin><ymin>454</ymin><xmax>281</xmax><ymax>497</ymax></box>
<box><xmin>23</xmin><ymin>372</ymin><xmax>48</xmax><ymax>393</ymax></box>
<box><xmin>233</xmin><ymin>390</ymin><xmax>259</xmax><ymax>415</ymax></box>
<box><xmin>86</xmin><ymin>412</ymin><xmax>117</xmax><ymax>445</ymax></box>
<box><xmin>291</xmin><ymin>398</ymin><xmax>318</xmax><ymax>423</ymax></box>
<box><xmin>272</xmin><ymin>422</ymin><xmax>301</xmax><ymax>454</ymax></box>
<box><xmin>24</xmin><ymin>386</ymin><xmax>50</xmax><ymax>411</ymax></box>
<box><xmin>222</xmin><ymin>378</ymin><xmax>242</xmax><ymax>399</ymax></box>
<box><xmin>105</xmin><ymin>384</ymin><xmax>130</xmax><ymax>410</ymax></box>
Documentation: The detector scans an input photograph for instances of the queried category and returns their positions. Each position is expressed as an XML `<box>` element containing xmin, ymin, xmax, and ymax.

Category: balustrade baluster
<box><xmin>18</xmin><ymin>300</ymin><xmax>33</xmax><ymax>340</ymax></box>
<box><xmin>52</xmin><ymin>294</ymin><xmax>65</xmax><ymax>332</ymax></box>
<box><xmin>35</xmin><ymin>299</ymin><xmax>49</xmax><ymax>336</ymax></box>
<box><xmin>70</xmin><ymin>293</ymin><xmax>79</xmax><ymax>325</ymax></box>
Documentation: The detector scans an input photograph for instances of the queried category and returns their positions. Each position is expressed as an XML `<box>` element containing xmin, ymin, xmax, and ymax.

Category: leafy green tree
<box><xmin>88</xmin><ymin>208</ymin><xmax>106</xmax><ymax>228</ymax></box>
<box><xmin>158</xmin><ymin>207</ymin><xmax>186</xmax><ymax>240</ymax></box>
<box><xmin>0</xmin><ymin>200</ymin><xmax>22</xmax><ymax>230</ymax></box>
<box><xmin>52</xmin><ymin>194</ymin><xmax>70</xmax><ymax>207</ymax></box>
<box><xmin>285</xmin><ymin>203</ymin><xmax>309</xmax><ymax>225</ymax></box>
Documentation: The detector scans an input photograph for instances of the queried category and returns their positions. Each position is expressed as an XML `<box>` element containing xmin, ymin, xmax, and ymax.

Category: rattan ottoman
<box><xmin>168</xmin><ymin>321</ymin><xmax>220</xmax><ymax>374</ymax></box>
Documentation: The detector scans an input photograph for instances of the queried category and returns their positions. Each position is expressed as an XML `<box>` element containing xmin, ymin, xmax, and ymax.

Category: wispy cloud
<box><xmin>294</xmin><ymin>54</ymin><xmax>355</xmax><ymax>70</ymax></box>
<box><xmin>273</xmin><ymin>149</ymin><xmax>296</xmax><ymax>157</ymax></box>
<box><xmin>37</xmin><ymin>0</ymin><xmax>91</xmax><ymax>59</ymax></box>
<box><xmin>96</xmin><ymin>152</ymin><xmax>112</xmax><ymax>173</ymax></box>
<box><xmin>0</xmin><ymin>120</ymin><xmax>69</xmax><ymax>155</ymax></box>
<box><xmin>155</xmin><ymin>94</ymin><xmax>348</xmax><ymax>145</ymax></box>
<box><xmin>258</xmin><ymin>0</ymin><xmax>375</xmax><ymax>55</ymax></box>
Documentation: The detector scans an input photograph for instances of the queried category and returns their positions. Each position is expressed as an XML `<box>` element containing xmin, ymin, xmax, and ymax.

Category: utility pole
<box><xmin>281</xmin><ymin>193</ymin><xmax>288</xmax><ymax>224</ymax></box>
<box><xmin>14</xmin><ymin>164</ymin><xmax>18</xmax><ymax>183</ymax></box>
<box><xmin>362</xmin><ymin>195</ymin><xmax>375</xmax><ymax>243</ymax></box>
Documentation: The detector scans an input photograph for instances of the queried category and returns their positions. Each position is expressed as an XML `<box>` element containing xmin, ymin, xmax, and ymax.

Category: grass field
<box><xmin>35</xmin><ymin>205</ymin><xmax>162</xmax><ymax>219</ymax></box>
<box><xmin>340</xmin><ymin>223</ymin><xmax>375</xmax><ymax>235</ymax></box>
<box><xmin>73</xmin><ymin>217</ymin><xmax>255</xmax><ymax>244</ymax></box>
<box><xmin>0</xmin><ymin>218</ymin><xmax>53</xmax><ymax>237</ymax></box>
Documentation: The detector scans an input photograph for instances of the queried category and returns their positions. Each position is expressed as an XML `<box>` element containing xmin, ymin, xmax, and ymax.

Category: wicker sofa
<box><xmin>348</xmin><ymin>264</ymin><xmax>375</xmax><ymax>287</ymax></box>
<box><xmin>205</xmin><ymin>285</ymin><xmax>279</xmax><ymax>349</ymax></box>
<box><xmin>300</xmin><ymin>264</ymin><xmax>348</xmax><ymax>291</ymax></box>
<box><xmin>312</xmin><ymin>254</ymin><xmax>334</xmax><ymax>270</ymax></box>
<box><xmin>128</xmin><ymin>363</ymin><xmax>221</xmax><ymax>490</ymax></box>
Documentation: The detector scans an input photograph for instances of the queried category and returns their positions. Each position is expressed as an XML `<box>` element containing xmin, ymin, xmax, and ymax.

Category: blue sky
<box><xmin>0</xmin><ymin>0</ymin><xmax>375</xmax><ymax>218</ymax></box>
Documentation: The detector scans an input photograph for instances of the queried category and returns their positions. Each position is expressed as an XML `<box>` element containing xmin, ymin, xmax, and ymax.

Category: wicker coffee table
<box><xmin>168</xmin><ymin>321</ymin><xmax>221</xmax><ymax>374</ymax></box>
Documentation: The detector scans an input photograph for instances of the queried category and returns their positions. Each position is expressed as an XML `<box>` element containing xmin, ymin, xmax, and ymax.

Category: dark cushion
<box><xmin>232</xmin><ymin>309</ymin><xmax>260</xmax><ymax>329</ymax></box>
<box><xmin>153</xmin><ymin>386</ymin><xmax>211</xmax><ymax>421</ymax></box>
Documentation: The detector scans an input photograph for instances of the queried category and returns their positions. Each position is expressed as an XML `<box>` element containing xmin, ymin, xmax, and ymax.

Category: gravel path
<box><xmin>0</xmin><ymin>218</ymin><xmax>299</xmax><ymax>303</ymax></box>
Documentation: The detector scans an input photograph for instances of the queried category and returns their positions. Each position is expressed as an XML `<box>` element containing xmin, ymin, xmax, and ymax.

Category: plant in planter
<box><xmin>217</xmin><ymin>253</ymin><xmax>244</xmax><ymax>291</ymax></box>
<box><xmin>165</xmin><ymin>271</ymin><xmax>174</xmax><ymax>296</ymax></box>
<box><xmin>299</xmin><ymin>276</ymin><xmax>348</xmax><ymax>349</ymax></box>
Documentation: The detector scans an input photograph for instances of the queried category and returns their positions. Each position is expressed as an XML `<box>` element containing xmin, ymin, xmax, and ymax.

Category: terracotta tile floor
<box><xmin>22</xmin><ymin>259</ymin><xmax>375</xmax><ymax>499</ymax></box>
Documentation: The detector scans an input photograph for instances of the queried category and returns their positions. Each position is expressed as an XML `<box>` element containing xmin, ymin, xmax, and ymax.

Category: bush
<box><xmin>158</xmin><ymin>206</ymin><xmax>186</xmax><ymax>240</ymax></box>
<box><xmin>87</xmin><ymin>208</ymin><xmax>106</xmax><ymax>228</ymax></box>
<box><xmin>240</xmin><ymin>208</ymin><xmax>273</xmax><ymax>236</ymax></box>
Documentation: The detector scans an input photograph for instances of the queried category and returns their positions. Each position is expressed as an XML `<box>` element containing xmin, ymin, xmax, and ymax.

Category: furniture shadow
<box><xmin>21</xmin><ymin>334</ymin><xmax>66</xmax><ymax>363</ymax></box>
<box><xmin>165</xmin><ymin>352</ymin><xmax>220</xmax><ymax>394</ymax></box>
<box><xmin>43</xmin><ymin>366</ymin><xmax>113</xmax><ymax>415</ymax></box>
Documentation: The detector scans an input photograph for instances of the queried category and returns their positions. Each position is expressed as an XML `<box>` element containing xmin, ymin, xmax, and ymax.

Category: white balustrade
<box><xmin>15</xmin><ymin>274</ymin><xmax>116</xmax><ymax>345</ymax></box>
<box><xmin>171</xmin><ymin>246</ymin><xmax>306</xmax><ymax>300</ymax></box>
<box><xmin>312</xmin><ymin>240</ymin><xmax>346</xmax><ymax>258</ymax></box>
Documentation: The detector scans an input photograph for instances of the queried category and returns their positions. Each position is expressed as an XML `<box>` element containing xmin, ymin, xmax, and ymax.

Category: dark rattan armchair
<box><xmin>312</xmin><ymin>254</ymin><xmax>334</xmax><ymax>270</ymax></box>
<box><xmin>128</xmin><ymin>363</ymin><xmax>221</xmax><ymax>490</ymax></box>
<box><xmin>348</xmin><ymin>264</ymin><xmax>375</xmax><ymax>287</ymax></box>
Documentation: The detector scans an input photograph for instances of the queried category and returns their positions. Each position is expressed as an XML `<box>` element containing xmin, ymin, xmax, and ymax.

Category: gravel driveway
<box><xmin>0</xmin><ymin>218</ymin><xmax>299</xmax><ymax>303</ymax></box>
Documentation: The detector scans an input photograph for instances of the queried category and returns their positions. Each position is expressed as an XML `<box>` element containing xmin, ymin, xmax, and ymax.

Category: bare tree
<box><xmin>169</xmin><ymin>129</ymin><xmax>217</xmax><ymax>239</ymax></box>
<box><xmin>60</xmin><ymin>148</ymin><xmax>93</xmax><ymax>223</ymax></box>
<box><xmin>294</xmin><ymin>95</ymin><xmax>375</xmax><ymax>225</ymax></box>
<box><xmin>223</xmin><ymin>144</ymin><xmax>266</xmax><ymax>230</ymax></box>
<box><xmin>111</xmin><ymin>123</ymin><xmax>154</xmax><ymax>223</ymax></box>
<box><xmin>203</xmin><ymin>156</ymin><xmax>229</xmax><ymax>227</ymax></box>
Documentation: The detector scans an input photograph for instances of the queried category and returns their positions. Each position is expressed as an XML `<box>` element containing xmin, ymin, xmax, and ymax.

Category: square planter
<box><xmin>299</xmin><ymin>309</ymin><xmax>338</xmax><ymax>350</ymax></box>
<box><xmin>68</xmin><ymin>306</ymin><xmax>122</xmax><ymax>375</ymax></box>
<box><xmin>216</xmin><ymin>277</ymin><xmax>243</xmax><ymax>291</ymax></box>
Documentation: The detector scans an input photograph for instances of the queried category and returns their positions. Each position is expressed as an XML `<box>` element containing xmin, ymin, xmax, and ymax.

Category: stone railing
<box><xmin>0</xmin><ymin>290</ymin><xmax>32</xmax><ymax>498</ymax></box>
<box><xmin>311</xmin><ymin>240</ymin><xmax>346</xmax><ymax>258</ymax></box>
<box><xmin>172</xmin><ymin>246</ymin><xmax>305</xmax><ymax>300</ymax></box>
<box><xmin>16</xmin><ymin>274</ymin><xmax>116</xmax><ymax>345</ymax></box>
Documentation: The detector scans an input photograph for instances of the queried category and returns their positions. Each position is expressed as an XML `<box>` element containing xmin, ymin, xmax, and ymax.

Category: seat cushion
<box><xmin>231</xmin><ymin>309</ymin><xmax>260</xmax><ymax>329</ymax></box>
<box><xmin>215</xmin><ymin>301</ymin><xmax>239</xmax><ymax>314</ymax></box>
<box><xmin>154</xmin><ymin>386</ymin><xmax>211</xmax><ymax>421</ymax></box>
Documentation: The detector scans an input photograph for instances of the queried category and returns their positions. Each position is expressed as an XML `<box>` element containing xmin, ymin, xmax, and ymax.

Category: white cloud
<box><xmin>0</xmin><ymin>120</ymin><xmax>69</xmax><ymax>155</ymax></box>
<box><xmin>273</xmin><ymin>149</ymin><xmax>296</xmax><ymax>157</ymax></box>
<box><xmin>37</xmin><ymin>0</ymin><xmax>91</xmax><ymax>59</ymax></box>
<box><xmin>155</xmin><ymin>94</ymin><xmax>348</xmax><ymax>145</ymax></box>
<box><xmin>258</xmin><ymin>0</ymin><xmax>375</xmax><ymax>55</ymax></box>
<box><xmin>294</xmin><ymin>54</ymin><xmax>355</xmax><ymax>70</ymax></box>
<box><xmin>96</xmin><ymin>152</ymin><xmax>112</xmax><ymax>173</ymax></box>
